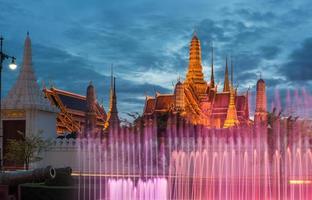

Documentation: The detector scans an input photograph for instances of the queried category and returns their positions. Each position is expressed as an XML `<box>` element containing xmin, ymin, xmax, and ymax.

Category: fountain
<box><xmin>75</xmin><ymin>89</ymin><xmax>312</xmax><ymax>200</ymax></box>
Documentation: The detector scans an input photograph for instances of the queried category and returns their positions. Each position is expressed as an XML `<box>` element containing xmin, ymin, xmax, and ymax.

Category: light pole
<box><xmin>0</xmin><ymin>36</ymin><xmax>17</xmax><ymax>171</ymax></box>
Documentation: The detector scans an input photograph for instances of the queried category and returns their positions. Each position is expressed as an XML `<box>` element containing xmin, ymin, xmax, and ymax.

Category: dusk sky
<box><xmin>1</xmin><ymin>0</ymin><xmax>312</xmax><ymax>119</ymax></box>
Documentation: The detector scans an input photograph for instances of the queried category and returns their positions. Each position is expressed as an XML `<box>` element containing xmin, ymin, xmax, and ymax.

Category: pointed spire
<box><xmin>86</xmin><ymin>81</ymin><xmax>96</xmax><ymax>112</ymax></box>
<box><xmin>85</xmin><ymin>81</ymin><xmax>97</xmax><ymax>134</ymax></box>
<box><xmin>109</xmin><ymin>76</ymin><xmax>118</xmax><ymax>114</ymax></box>
<box><xmin>193</xmin><ymin>29</ymin><xmax>197</xmax><ymax>38</ymax></box>
<box><xmin>223</xmin><ymin>86</ymin><xmax>239</xmax><ymax>128</ymax></box>
<box><xmin>109</xmin><ymin>65</ymin><xmax>117</xmax><ymax>113</ymax></box>
<box><xmin>245</xmin><ymin>87</ymin><xmax>250</xmax><ymax>119</ymax></box>
<box><xmin>210</xmin><ymin>42</ymin><xmax>215</xmax><ymax>88</ymax></box>
<box><xmin>2</xmin><ymin>33</ymin><xmax>57</xmax><ymax>112</ymax></box>
<box><xmin>231</xmin><ymin>56</ymin><xmax>234</xmax><ymax>86</ymax></box>
<box><xmin>193</xmin><ymin>26</ymin><xmax>198</xmax><ymax>38</ymax></box>
<box><xmin>23</xmin><ymin>32</ymin><xmax>32</xmax><ymax>70</ymax></box>
<box><xmin>105</xmin><ymin>68</ymin><xmax>120</xmax><ymax>130</ymax></box>
<box><xmin>185</xmin><ymin>33</ymin><xmax>205</xmax><ymax>85</ymax></box>
<box><xmin>110</xmin><ymin>64</ymin><xmax>114</xmax><ymax>88</ymax></box>
<box><xmin>113</xmin><ymin>77</ymin><xmax>117</xmax><ymax>102</ymax></box>
<box><xmin>223</xmin><ymin>56</ymin><xmax>230</xmax><ymax>92</ymax></box>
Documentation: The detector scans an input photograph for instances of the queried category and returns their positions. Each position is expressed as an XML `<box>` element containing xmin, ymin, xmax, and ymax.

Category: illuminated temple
<box><xmin>3</xmin><ymin>32</ymin><xmax>263</xmax><ymax>142</ymax></box>
<box><xmin>43</xmin><ymin>85</ymin><xmax>107</xmax><ymax>135</ymax></box>
<box><xmin>143</xmin><ymin>34</ymin><xmax>251</xmax><ymax>128</ymax></box>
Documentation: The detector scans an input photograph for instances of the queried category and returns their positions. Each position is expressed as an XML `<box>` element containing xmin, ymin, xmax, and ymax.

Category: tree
<box><xmin>4</xmin><ymin>131</ymin><xmax>50</xmax><ymax>170</ymax></box>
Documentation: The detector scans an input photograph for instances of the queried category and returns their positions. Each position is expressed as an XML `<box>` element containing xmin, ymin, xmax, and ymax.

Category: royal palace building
<box><xmin>143</xmin><ymin>34</ymin><xmax>252</xmax><ymax>128</ymax></box>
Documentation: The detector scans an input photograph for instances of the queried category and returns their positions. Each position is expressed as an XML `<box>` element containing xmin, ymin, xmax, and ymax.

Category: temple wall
<box><xmin>37</xmin><ymin>139</ymin><xmax>79</xmax><ymax>169</ymax></box>
<box><xmin>26</xmin><ymin>109</ymin><xmax>57</xmax><ymax>139</ymax></box>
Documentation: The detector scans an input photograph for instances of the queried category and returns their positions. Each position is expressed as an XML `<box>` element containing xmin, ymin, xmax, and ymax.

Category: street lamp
<box><xmin>9</xmin><ymin>58</ymin><xmax>17</xmax><ymax>70</ymax></box>
<box><xmin>0</xmin><ymin>36</ymin><xmax>17</xmax><ymax>171</ymax></box>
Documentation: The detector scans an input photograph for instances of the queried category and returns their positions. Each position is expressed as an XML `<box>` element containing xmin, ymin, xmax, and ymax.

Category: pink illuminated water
<box><xmin>108</xmin><ymin>178</ymin><xmax>167</xmax><ymax>200</ymax></box>
<box><xmin>76</xmin><ymin>89</ymin><xmax>312</xmax><ymax>200</ymax></box>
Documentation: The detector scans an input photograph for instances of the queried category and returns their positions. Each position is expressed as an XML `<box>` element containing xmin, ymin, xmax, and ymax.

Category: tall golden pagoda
<box><xmin>143</xmin><ymin>32</ymin><xmax>251</xmax><ymax>128</ymax></box>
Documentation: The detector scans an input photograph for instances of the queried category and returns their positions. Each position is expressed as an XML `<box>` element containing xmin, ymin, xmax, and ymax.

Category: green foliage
<box><xmin>4</xmin><ymin>130</ymin><xmax>51</xmax><ymax>170</ymax></box>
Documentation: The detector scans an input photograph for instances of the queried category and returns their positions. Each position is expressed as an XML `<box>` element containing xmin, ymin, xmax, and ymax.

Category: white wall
<box><xmin>37</xmin><ymin>140</ymin><xmax>79</xmax><ymax>169</ymax></box>
<box><xmin>25</xmin><ymin>109</ymin><xmax>57</xmax><ymax>139</ymax></box>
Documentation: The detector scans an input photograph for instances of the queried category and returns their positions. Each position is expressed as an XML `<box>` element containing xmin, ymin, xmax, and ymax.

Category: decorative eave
<box><xmin>50</xmin><ymin>87</ymin><xmax>86</xmax><ymax>100</ymax></box>
<box><xmin>43</xmin><ymin>86</ymin><xmax>106</xmax><ymax>117</ymax></box>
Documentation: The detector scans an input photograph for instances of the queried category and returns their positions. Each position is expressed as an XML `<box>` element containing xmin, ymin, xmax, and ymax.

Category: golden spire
<box><xmin>185</xmin><ymin>33</ymin><xmax>205</xmax><ymax>85</ymax></box>
<box><xmin>231</xmin><ymin>56</ymin><xmax>234</xmax><ymax>86</ymax></box>
<box><xmin>210</xmin><ymin>43</ymin><xmax>215</xmax><ymax>88</ymax></box>
<box><xmin>105</xmin><ymin>67</ymin><xmax>120</xmax><ymax>130</ymax></box>
<box><xmin>223</xmin><ymin>56</ymin><xmax>230</xmax><ymax>92</ymax></box>
<box><xmin>223</xmin><ymin>86</ymin><xmax>239</xmax><ymax>128</ymax></box>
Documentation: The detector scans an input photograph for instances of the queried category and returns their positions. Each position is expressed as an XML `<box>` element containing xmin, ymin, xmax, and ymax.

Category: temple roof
<box><xmin>143</xmin><ymin>94</ymin><xmax>174</xmax><ymax>114</ymax></box>
<box><xmin>2</xmin><ymin>34</ymin><xmax>58</xmax><ymax>113</ymax></box>
<box><xmin>58</xmin><ymin>93</ymin><xmax>87</xmax><ymax>112</ymax></box>
<box><xmin>155</xmin><ymin>94</ymin><xmax>175</xmax><ymax>111</ymax></box>
<box><xmin>44</xmin><ymin>87</ymin><xmax>106</xmax><ymax>115</ymax></box>
<box><xmin>144</xmin><ymin>97</ymin><xmax>156</xmax><ymax>114</ymax></box>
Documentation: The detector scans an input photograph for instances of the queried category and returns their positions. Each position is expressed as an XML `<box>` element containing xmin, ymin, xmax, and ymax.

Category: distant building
<box><xmin>143</xmin><ymin>34</ymin><xmax>251</xmax><ymax>128</ymax></box>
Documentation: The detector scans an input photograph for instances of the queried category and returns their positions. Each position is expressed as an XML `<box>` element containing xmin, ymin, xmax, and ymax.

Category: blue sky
<box><xmin>1</xmin><ymin>0</ymin><xmax>312</xmax><ymax>119</ymax></box>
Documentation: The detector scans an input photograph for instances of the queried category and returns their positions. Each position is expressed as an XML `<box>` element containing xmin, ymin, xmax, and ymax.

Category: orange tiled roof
<box><xmin>144</xmin><ymin>97</ymin><xmax>156</xmax><ymax>114</ymax></box>
<box><xmin>155</xmin><ymin>94</ymin><xmax>175</xmax><ymax>111</ymax></box>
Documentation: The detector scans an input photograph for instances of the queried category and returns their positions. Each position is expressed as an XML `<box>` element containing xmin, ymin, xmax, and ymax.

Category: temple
<box><xmin>43</xmin><ymin>84</ymin><xmax>107</xmax><ymax>135</ymax></box>
<box><xmin>1</xmin><ymin>33</ymin><xmax>59</xmax><ymax>168</ymax></box>
<box><xmin>143</xmin><ymin>34</ymin><xmax>251</xmax><ymax>128</ymax></box>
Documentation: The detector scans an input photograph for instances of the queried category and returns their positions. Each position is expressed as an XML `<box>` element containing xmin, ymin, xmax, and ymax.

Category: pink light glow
<box><xmin>76</xmin><ymin>89</ymin><xmax>312</xmax><ymax>200</ymax></box>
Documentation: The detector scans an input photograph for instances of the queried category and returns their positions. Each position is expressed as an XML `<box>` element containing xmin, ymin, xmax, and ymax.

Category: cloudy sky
<box><xmin>1</xmin><ymin>0</ymin><xmax>312</xmax><ymax>119</ymax></box>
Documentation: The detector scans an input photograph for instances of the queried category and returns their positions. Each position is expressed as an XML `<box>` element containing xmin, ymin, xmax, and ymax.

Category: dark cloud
<box><xmin>233</xmin><ymin>52</ymin><xmax>262</xmax><ymax>71</ymax></box>
<box><xmin>265</xmin><ymin>78</ymin><xmax>285</xmax><ymax>87</ymax></box>
<box><xmin>5</xmin><ymin>42</ymin><xmax>169</xmax><ymax>118</ymax></box>
<box><xmin>237</xmin><ymin>9</ymin><xmax>276</xmax><ymax>22</ymax></box>
<box><xmin>259</xmin><ymin>45</ymin><xmax>281</xmax><ymax>60</ymax></box>
<box><xmin>236</xmin><ymin>71</ymin><xmax>257</xmax><ymax>83</ymax></box>
<box><xmin>197</xmin><ymin>19</ymin><xmax>228</xmax><ymax>43</ymax></box>
<box><xmin>281</xmin><ymin>37</ymin><xmax>312</xmax><ymax>81</ymax></box>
